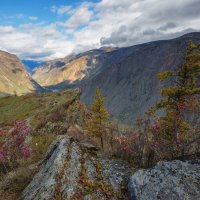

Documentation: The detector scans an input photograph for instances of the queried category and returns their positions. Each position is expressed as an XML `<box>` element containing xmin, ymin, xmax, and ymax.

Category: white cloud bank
<box><xmin>0</xmin><ymin>0</ymin><xmax>200</xmax><ymax>61</ymax></box>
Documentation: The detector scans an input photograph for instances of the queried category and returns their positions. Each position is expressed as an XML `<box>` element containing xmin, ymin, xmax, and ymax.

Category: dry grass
<box><xmin>29</xmin><ymin>133</ymin><xmax>56</xmax><ymax>164</ymax></box>
<box><xmin>0</xmin><ymin>167</ymin><xmax>36</xmax><ymax>200</ymax></box>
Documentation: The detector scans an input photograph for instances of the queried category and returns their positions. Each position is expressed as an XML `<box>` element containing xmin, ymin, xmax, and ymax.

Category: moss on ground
<box><xmin>0</xmin><ymin>89</ymin><xmax>81</xmax><ymax>127</ymax></box>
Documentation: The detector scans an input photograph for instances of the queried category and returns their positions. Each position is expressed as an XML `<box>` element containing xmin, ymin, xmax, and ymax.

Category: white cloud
<box><xmin>51</xmin><ymin>5</ymin><xmax>72</xmax><ymax>15</ymax></box>
<box><xmin>51</xmin><ymin>5</ymin><xmax>57</xmax><ymax>13</ymax></box>
<box><xmin>0</xmin><ymin>0</ymin><xmax>200</xmax><ymax>61</ymax></box>
<box><xmin>94</xmin><ymin>0</ymin><xmax>200</xmax><ymax>46</ymax></box>
<box><xmin>58</xmin><ymin>2</ymin><xmax>94</xmax><ymax>29</ymax></box>
<box><xmin>0</xmin><ymin>26</ymin><xmax>16</xmax><ymax>33</ymax></box>
<box><xmin>4</xmin><ymin>13</ymin><xmax>24</xmax><ymax>19</ymax></box>
<box><xmin>29</xmin><ymin>16</ymin><xmax>38</xmax><ymax>21</ymax></box>
<box><xmin>0</xmin><ymin>23</ymin><xmax>73</xmax><ymax>61</ymax></box>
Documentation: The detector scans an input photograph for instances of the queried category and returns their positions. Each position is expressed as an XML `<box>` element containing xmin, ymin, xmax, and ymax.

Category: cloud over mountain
<box><xmin>0</xmin><ymin>0</ymin><xmax>199</xmax><ymax>60</ymax></box>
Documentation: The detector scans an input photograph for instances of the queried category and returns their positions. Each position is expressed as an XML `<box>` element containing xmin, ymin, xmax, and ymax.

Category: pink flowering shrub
<box><xmin>112</xmin><ymin>127</ymin><xmax>149</xmax><ymax>165</ymax></box>
<box><xmin>114</xmin><ymin>132</ymin><xmax>139</xmax><ymax>155</ymax></box>
<box><xmin>0</xmin><ymin>120</ymin><xmax>31</xmax><ymax>172</ymax></box>
<box><xmin>147</xmin><ymin>111</ymin><xmax>193</xmax><ymax>161</ymax></box>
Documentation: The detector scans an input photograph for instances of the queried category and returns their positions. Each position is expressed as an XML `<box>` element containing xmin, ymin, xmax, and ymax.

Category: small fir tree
<box><xmin>87</xmin><ymin>88</ymin><xmax>110</xmax><ymax>149</ymax></box>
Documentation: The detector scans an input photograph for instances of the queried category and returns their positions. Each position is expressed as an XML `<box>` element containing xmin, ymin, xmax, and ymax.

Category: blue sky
<box><xmin>0</xmin><ymin>0</ymin><xmax>199</xmax><ymax>61</ymax></box>
<box><xmin>0</xmin><ymin>0</ymin><xmax>99</xmax><ymax>26</ymax></box>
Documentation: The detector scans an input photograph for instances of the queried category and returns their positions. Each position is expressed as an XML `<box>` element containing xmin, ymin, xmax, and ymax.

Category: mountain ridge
<box><xmin>32</xmin><ymin>32</ymin><xmax>200</xmax><ymax>124</ymax></box>
<box><xmin>1</xmin><ymin>32</ymin><xmax>200</xmax><ymax>124</ymax></box>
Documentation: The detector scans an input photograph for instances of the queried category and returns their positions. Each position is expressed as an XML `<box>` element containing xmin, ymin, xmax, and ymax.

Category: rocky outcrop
<box><xmin>18</xmin><ymin>136</ymin><xmax>200</xmax><ymax>200</ymax></box>
<box><xmin>128</xmin><ymin>160</ymin><xmax>200</xmax><ymax>200</ymax></box>
<box><xmin>0</xmin><ymin>50</ymin><xmax>43</xmax><ymax>96</ymax></box>
<box><xmin>22</xmin><ymin>136</ymin><xmax>133</xmax><ymax>200</ymax></box>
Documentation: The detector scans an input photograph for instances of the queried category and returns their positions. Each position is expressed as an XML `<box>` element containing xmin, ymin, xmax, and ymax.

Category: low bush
<box><xmin>0</xmin><ymin>120</ymin><xmax>31</xmax><ymax>173</ymax></box>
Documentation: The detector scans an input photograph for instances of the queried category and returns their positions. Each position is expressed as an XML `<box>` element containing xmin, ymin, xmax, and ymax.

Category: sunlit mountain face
<box><xmin>0</xmin><ymin>50</ymin><xmax>44</xmax><ymax>97</ymax></box>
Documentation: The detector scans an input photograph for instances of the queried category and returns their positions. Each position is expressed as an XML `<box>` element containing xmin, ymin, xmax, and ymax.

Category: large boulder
<box><xmin>22</xmin><ymin>136</ymin><xmax>133</xmax><ymax>200</ymax></box>
<box><xmin>128</xmin><ymin>160</ymin><xmax>200</xmax><ymax>200</ymax></box>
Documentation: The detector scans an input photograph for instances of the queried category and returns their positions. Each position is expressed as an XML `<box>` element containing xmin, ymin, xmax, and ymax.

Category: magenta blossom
<box><xmin>0</xmin><ymin>120</ymin><xmax>32</xmax><ymax>169</ymax></box>
<box><xmin>20</xmin><ymin>145</ymin><xmax>31</xmax><ymax>158</ymax></box>
<box><xmin>149</xmin><ymin>140</ymin><xmax>160</xmax><ymax>149</ymax></box>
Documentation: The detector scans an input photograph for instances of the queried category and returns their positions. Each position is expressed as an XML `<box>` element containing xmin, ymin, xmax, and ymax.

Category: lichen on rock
<box><xmin>128</xmin><ymin>160</ymin><xmax>200</xmax><ymax>200</ymax></box>
<box><xmin>22</xmin><ymin>136</ymin><xmax>133</xmax><ymax>200</ymax></box>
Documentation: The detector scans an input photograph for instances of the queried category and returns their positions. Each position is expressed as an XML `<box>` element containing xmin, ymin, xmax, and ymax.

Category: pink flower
<box><xmin>177</xmin><ymin>102</ymin><xmax>187</xmax><ymax>110</ymax></box>
<box><xmin>13</xmin><ymin>134</ymin><xmax>25</xmax><ymax>146</ymax></box>
<box><xmin>21</xmin><ymin>127</ymin><xmax>31</xmax><ymax>135</ymax></box>
<box><xmin>173</xmin><ymin>140</ymin><xmax>181</xmax><ymax>147</ymax></box>
<box><xmin>15</xmin><ymin>120</ymin><xmax>26</xmax><ymax>129</ymax></box>
<box><xmin>20</xmin><ymin>145</ymin><xmax>31</xmax><ymax>158</ymax></box>
<box><xmin>149</xmin><ymin>140</ymin><xmax>159</xmax><ymax>149</ymax></box>
<box><xmin>1</xmin><ymin>120</ymin><xmax>32</xmax><ymax>164</ymax></box>
<box><xmin>129</xmin><ymin>132</ymin><xmax>139</xmax><ymax>141</ymax></box>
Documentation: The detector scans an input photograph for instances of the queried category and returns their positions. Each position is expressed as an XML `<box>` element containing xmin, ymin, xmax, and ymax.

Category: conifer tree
<box><xmin>87</xmin><ymin>87</ymin><xmax>110</xmax><ymax>149</ymax></box>
<box><xmin>157</xmin><ymin>41</ymin><xmax>200</xmax><ymax>109</ymax></box>
<box><xmin>150</xmin><ymin>41</ymin><xmax>200</xmax><ymax>158</ymax></box>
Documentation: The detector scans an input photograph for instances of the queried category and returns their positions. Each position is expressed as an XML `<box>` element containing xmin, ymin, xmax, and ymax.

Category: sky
<box><xmin>0</xmin><ymin>0</ymin><xmax>200</xmax><ymax>61</ymax></box>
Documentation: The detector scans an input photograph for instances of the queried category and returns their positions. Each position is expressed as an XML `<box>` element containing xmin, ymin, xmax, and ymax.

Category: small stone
<box><xmin>81</xmin><ymin>142</ymin><xmax>99</xmax><ymax>151</ymax></box>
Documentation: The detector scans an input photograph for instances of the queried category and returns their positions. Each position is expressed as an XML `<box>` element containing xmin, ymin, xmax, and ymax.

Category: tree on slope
<box><xmin>87</xmin><ymin>88</ymin><xmax>110</xmax><ymax>149</ymax></box>
<box><xmin>149</xmin><ymin>41</ymin><xmax>200</xmax><ymax>159</ymax></box>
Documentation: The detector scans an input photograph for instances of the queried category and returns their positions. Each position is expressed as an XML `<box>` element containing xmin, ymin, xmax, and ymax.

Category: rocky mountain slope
<box><xmin>32</xmin><ymin>32</ymin><xmax>200</xmax><ymax>125</ymax></box>
<box><xmin>81</xmin><ymin>32</ymin><xmax>200</xmax><ymax>124</ymax></box>
<box><xmin>0</xmin><ymin>50</ymin><xmax>43</xmax><ymax>97</ymax></box>
<box><xmin>32</xmin><ymin>48</ymin><xmax>115</xmax><ymax>88</ymax></box>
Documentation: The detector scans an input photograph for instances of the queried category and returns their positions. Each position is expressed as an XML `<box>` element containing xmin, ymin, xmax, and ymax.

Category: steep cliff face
<box><xmin>0</xmin><ymin>50</ymin><xmax>42</xmax><ymax>96</ymax></box>
<box><xmin>32</xmin><ymin>32</ymin><xmax>200</xmax><ymax>124</ymax></box>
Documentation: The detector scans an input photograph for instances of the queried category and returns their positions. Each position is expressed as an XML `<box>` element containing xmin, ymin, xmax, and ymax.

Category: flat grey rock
<box><xmin>128</xmin><ymin>160</ymin><xmax>200</xmax><ymax>200</ymax></box>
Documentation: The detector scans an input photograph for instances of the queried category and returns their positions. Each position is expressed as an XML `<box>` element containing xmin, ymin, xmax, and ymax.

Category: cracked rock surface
<box><xmin>22</xmin><ymin>136</ymin><xmax>132</xmax><ymax>200</ymax></box>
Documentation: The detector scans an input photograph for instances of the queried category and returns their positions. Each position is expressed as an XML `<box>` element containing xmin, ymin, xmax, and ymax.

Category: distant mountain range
<box><xmin>1</xmin><ymin>32</ymin><xmax>200</xmax><ymax>124</ymax></box>
<box><xmin>31</xmin><ymin>48</ymin><xmax>115</xmax><ymax>88</ymax></box>
<box><xmin>32</xmin><ymin>32</ymin><xmax>200</xmax><ymax>124</ymax></box>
